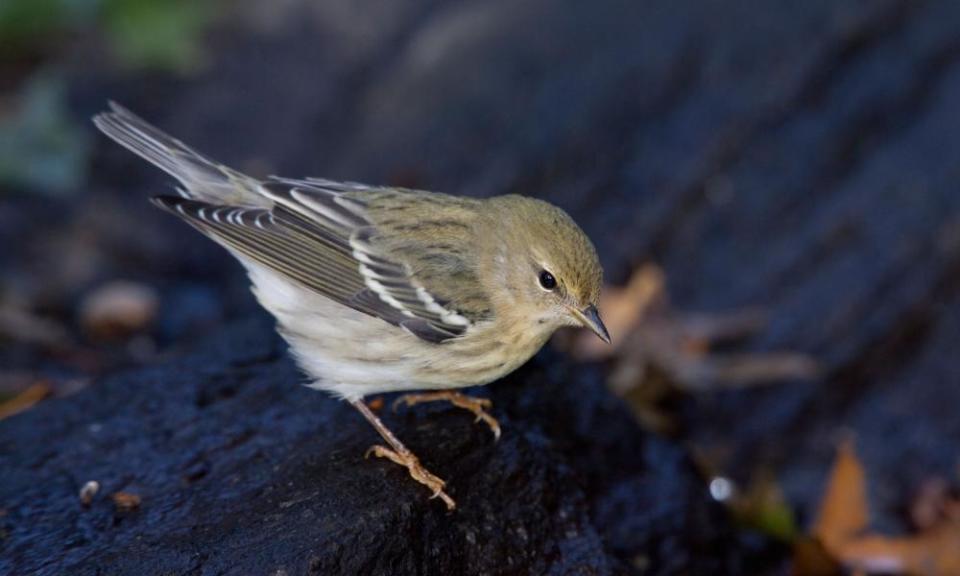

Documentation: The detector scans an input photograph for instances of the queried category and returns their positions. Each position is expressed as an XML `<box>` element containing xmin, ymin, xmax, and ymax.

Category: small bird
<box><xmin>93</xmin><ymin>104</ymin><xmax>609</xmax><ymax>509</ymax></box>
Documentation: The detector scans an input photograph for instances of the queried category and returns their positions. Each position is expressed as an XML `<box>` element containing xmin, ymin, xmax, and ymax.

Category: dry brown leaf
<box><xmin>813</xmin><ymin>438</ymin><xmax>869</xmax><ymax>552</ymax></box>
<box><xmin>792</xmin><ymin>536</ymin><xmax>843</xmax><ymax>576</ymax></box>
<box><xmin>673</xmin><ymin>308</ymin><xmax>768</xmax><ymax>344</ymax></box>
<box><xmin>568</xmin><ymin>263</ymin><xmax>819</xmax><ymax>391</ymax></box>
<box><xmin>0</xmin><ymin>382</ymin><xmax>51</xmax><ymax>420</ymax></box>
<box><xmin>810</xmin><ymin>441</ymin><xmax>960</xmax><ymax>576</ymax></box>
<box><xmin>561</xmin><ymin>263</ymin><xmax>822</xmax><ymax>436</ymax></box>
<box><xmin>679</xmin><ymin>353</ymin><xmax>822</xmax><ymax>390</ymax></box>
<box><xmin>837</xmin><ymin>526</ymin><xmax>960</xmax><ymax>576</ymax></box>
<box><xmin>112</xmin><ymin>492</ymin><xmax>142</xmax><ymax>511</ymax></box>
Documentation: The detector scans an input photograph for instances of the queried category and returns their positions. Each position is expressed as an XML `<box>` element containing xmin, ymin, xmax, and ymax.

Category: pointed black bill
<box><xmin>576</xmin><ymin>304</ymin><xmax>610</xmax><ymax>344</ymax></box>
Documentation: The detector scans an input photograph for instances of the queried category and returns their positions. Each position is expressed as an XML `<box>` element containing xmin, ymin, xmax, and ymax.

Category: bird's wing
<box><xmin>153</xmin><ymin>179</ymin><xmax>489</xmax><ymax>343</ymax></box>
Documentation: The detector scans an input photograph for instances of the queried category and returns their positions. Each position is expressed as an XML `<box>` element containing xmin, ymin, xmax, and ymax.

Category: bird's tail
<box><xmin>93</xmin><ymin>102</ymin><xmax>266</xmax><ymax>206</ymax></box>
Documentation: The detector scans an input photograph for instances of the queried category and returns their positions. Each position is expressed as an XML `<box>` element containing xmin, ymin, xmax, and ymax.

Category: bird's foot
<box><xmin>393</xmin><ymin>391</ymin><xmax>501</xmax><ymax>441</ymax></box>
<box><xmin>365</xmin><ymin>444</ymin><xmax>456</xmax><ymax>510</ymax></box>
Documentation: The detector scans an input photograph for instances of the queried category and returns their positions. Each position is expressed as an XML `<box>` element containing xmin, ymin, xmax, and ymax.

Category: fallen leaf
<box><xmin>0</xmin><ymin>382</ymin><xmax>50</xmax><ymax>420</ymax></box>
<box><xmin>837</xmin><ymin>527</ymin><xmax>960</xmax><ymax>576</ymax></box>
<box><xmin>792</xmin><ymin>536</ymin><xmax>843</xmax><ymax>576</ymax></box>
<box><xmin>112</xmin><ymin>491</ymin><xmax>141</xmax><ymax>511</ymax></box>
<box><xmin>671</xmin><ymin>308</ymin><xmax>768</xmax><ymax>345</ymax></box>
<box><xmin>813</xmin><ymin>438</ymin><xmax>869</xmax><ymax>552</ymax></box>
<box><xmin>676</xmin><ymin>353</ymin><xmax>821</xmax><ymax>391</ymax></box>
<box><xmin>567</xmin><ymin>263</ymin><xmax>819</xmax><ymax>389</ymax></box>
<box><xmin>809</xmin><ymin>440</ymin><xmax>960</xmax><ymax>575</ymax></box>
<box><xmin>562</xmin><ymin>263</ymin><xmax>820</xmax><ymax>434</ymax></box>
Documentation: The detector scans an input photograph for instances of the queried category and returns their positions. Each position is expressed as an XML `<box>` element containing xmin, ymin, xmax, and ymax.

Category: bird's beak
<box><xmin>571</xmin><ymin>304</ymin><xmax>611</xmax><ymax>344</ymax></box>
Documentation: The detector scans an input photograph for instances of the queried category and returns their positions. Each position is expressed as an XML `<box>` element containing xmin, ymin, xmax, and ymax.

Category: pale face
<box><xmin>479</xmin><ymin>194</ymin><xmax>609</xmax><ymax>343</ymax></box>
<box><xmin>512</xmin><ymin>246</ymin><xmax>609</xmax><ymax>343</ymax></box>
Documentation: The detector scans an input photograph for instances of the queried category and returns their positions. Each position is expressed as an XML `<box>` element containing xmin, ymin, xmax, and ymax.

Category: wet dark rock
<box><xmin>5</xmin><ymin>0</ymin><xmax>960</xmax><ymax>571</ymax></box>
<box><xmin>0</xmin><ymin>315</ymin><xmax>738</xmax><ymax>575</ymax></box>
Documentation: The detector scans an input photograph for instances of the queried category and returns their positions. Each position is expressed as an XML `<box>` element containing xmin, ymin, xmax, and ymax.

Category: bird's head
<box><xmin>480</xmin><ymin>195</ymin><xmax>609</xmax><ymax>343</ymax></box>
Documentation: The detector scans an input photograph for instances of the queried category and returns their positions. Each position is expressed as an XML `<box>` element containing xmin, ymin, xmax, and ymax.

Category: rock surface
<box><xmin>5</xmin><ymin>0</ymin><xmax>960</xmax><ymax>572</ymax></box>
<box><xmin>0</xmin><ymin>315</ymin><xmax>737</xmax><ymax>575</ymax></box>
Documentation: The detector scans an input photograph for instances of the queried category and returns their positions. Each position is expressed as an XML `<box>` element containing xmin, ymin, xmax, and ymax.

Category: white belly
<box><xmin>241</xmin><ymin>260</ymin><xmax>547</xmax><ymax>400</ymax></box>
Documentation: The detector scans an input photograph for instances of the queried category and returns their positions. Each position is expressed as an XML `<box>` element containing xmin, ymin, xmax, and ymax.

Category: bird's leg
<box><xmin>350</xmin><ymin>398</ymin><xmax>456</xmax><ymax>510</ymax></box>
<box><xmin>393</xmin><ymin>391</ymin><xmax>501</xmax><ymax>441</ymax></box>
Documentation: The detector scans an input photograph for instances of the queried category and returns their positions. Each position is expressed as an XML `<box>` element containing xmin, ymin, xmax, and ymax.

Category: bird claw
<box><xmin>365</xmin><ymin>444</ymin><xmax>455</xmax><ymax>510</ymax></box>
<box><xmin>471</xmin><ymin>411</ymin><xmax>501</xmax><ymax>441</ymax></box>
<box><xmin>472</xmin><ymin>397</ymin><xmax>492</xmax><ymax>409</ymax></box>
<box><xmin>450</xmin><ymin>395</ymin><xmax>500</xmax><ymax>441</ymax></box>
<box><xmin>393</xmin><ymin>391</ymin><xmax>501</xmax><ymax>441</ymax></box>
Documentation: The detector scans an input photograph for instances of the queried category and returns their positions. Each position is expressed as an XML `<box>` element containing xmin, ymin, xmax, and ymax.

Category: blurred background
<box><xmin>3</xmin><ymin>0</ymin><xmax>960</xmax><ymax>572</ymax></box>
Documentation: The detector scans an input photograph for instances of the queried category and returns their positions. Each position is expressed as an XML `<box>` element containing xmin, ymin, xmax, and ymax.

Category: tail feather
<box><xmin>93</xmin><ymin>102</ymin><xmax>267</xmax><ymax>207</ymax></box>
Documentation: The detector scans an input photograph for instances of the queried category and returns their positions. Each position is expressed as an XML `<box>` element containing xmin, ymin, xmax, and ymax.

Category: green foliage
<box><xmin>0</xmin><ymin>0</ymin><xmax>218</xmax><ymax>194</ymax></box>
<box><xmin>101</xmin><ymin>0</ymin><xmax>214</xmax><ymax>72</ymax></box>
<box><xmin>730</xmin><ymin>473</ymin><xmax>801</xmax><ymax>543</ymax></box>
<box><xmin>0</xmin><ymin>0</ymin><xmax>215</xmax><ymax>72</ymax></box>
<box><xmin>0</xmin><ymin>0</ymin><xmax>67</xmax><ymax>53</ymax></box>
<box><xmin>0</xmin><ymin>0</ymin><xmax>98</xmax><ymax>55</ymax></box>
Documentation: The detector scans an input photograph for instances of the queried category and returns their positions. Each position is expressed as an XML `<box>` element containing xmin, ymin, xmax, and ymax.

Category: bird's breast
<box><xmin>417</xmin><ymin>318</ymin><xmax>554</xmax><ymax>387</ymax></box>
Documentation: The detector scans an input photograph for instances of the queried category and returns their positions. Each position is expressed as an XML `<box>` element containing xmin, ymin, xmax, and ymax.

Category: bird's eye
<box><xmin>538</xmin><ymin>270</ymin><xmax>557</xmax><ymax>290</ymax></box>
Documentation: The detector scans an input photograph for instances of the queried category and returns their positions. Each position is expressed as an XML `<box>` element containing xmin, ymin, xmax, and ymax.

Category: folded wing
<box><xmin>153</xmin><ymin>179</ymin><xmax>479</xmax><ymax>343</ymax></box>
